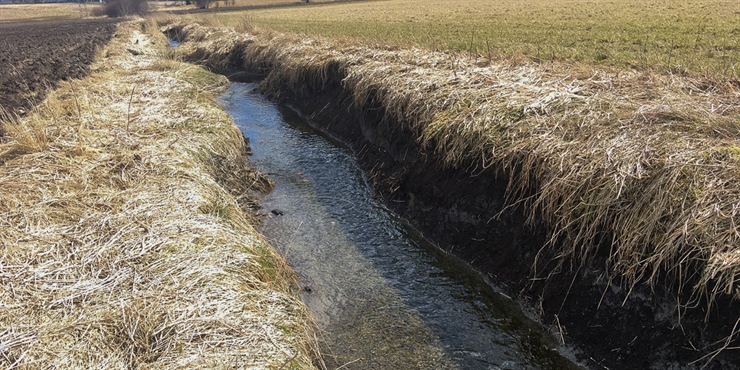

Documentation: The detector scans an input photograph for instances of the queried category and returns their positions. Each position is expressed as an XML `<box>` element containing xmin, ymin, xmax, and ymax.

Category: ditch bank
<box><xmin>165</xmin><ymin>22</ymin><xmax>740</xmax><ymax>369</ymax></box>
<box><xmin>0</xmin><ymin>20</ymin><xmax>316</xmax><ymax>369</ymax></box>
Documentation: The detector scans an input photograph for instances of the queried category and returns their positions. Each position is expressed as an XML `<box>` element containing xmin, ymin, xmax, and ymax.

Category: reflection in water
<box><xmin>220</xmin><ymin>83</ymin><xmax>580</xmax><ymax>370</ymax></box>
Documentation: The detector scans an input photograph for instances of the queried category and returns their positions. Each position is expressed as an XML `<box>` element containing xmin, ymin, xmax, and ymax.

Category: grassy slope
<box><xmin>182</xmin><ymin>0</ymin><xmax>740</xmax><ymax>77</ymax></box>
<box><xmin>0</xmin><ymin>20</ymin><xmax>315</xmax><ymax>369</ymax></box>
<box><xmin>168</xmin><ymin>16</ymin><xmax>740</xmax><ymax>359</ymax></box>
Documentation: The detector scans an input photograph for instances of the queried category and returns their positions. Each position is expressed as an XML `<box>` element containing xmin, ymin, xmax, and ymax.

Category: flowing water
<box><xmin>220</xmin><ymin>82</ymin><xmax>581</xmax><ymax>370</ymax></box>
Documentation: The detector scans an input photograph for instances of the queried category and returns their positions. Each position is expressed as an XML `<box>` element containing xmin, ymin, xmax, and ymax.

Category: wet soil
<box><xmin>0</xmin><ymin>18</ymin><xmax>119</xmax><ymax>118</ymax></box>
<box><xmin>254</xmin><ymin>77</ymin><xmax>740</xmax><ymax>369</ymax></box>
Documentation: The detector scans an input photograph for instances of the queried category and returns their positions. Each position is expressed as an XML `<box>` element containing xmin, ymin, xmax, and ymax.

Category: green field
<box><xmin>186</xmin><ymin>0</ymin><xmax>740</xmax><ymax>77</ymax></box>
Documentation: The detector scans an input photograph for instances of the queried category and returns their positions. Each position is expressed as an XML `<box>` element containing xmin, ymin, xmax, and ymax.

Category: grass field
<box><xmin>0</xmin><ymin>3</ymin><xmax>90</xmax><ymax>21</ymax></box>
<box><xmin>155</xmin><ymin>0</ymin><xmax>335</xmax><ymax>12</ymax></box>
<box><xmin>184</xmin><ymin>0</ymin><xmax>740</xmax><ymax>77</ymax></box>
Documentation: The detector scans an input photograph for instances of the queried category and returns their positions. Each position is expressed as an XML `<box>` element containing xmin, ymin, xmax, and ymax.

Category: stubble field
<box><xmin>184</xmin><ymin>0</ymin><xmax>740</xmax><ymax>77</ymax></box>
<box><xmin>0</xmin><ymin>3</ymin><xmax>84</xmax><ymax>22</ymax></box>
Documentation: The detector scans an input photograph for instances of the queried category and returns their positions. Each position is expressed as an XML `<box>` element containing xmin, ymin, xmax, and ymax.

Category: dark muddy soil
<box><xmin>171</xmin><ymin>29</ymin><xmax>740</xmax><ymax>368</ymax></box>
<box><xmin>0</xmin><ymin>18</ymin><xmax>118</xmax><ymax>117</ymax></box>
<box><xmin>256</xmin><ymin>77</ymin><xmax>740</xmax><ymax>370</ymax></box>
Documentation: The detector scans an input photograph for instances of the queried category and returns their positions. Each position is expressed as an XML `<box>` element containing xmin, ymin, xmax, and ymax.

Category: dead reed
<box><xmin>166</xmin><ymin>20</ymin><xmax>740</xmax><ymax>348</ymax></box>
<box><xmin>0</xmin><ymin>19</ymin><xmax>316</xmax><ymax>369</ymax></box>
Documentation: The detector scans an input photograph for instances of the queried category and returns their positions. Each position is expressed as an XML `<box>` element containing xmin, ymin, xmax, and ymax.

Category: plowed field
<box><xmin>0</xmin><ymin>18</ymin><xmax>118</xmax><ymax>116</ymax></box>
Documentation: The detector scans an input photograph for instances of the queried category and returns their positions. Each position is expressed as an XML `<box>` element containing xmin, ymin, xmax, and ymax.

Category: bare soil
<box><xmin>0</xmin><ymin>18</ymin><xmax>119</xmax><ymax>117</ymax></box>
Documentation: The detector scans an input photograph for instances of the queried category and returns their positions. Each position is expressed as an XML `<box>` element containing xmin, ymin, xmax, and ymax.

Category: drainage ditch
<box><xmin>219</xmin><ymin>82</ymin><xmax>582</xmax><ymax>370</ymax></box>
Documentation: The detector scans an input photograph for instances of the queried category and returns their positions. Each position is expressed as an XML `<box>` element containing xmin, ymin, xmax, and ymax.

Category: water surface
<box><xmin>220</xmin><ymin>82</ymin><xmax>580</xmax><ymax>370</ymax></box>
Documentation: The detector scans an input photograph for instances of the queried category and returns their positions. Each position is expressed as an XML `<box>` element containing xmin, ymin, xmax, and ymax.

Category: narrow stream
<box><xmin>220</xmin><ymin>82</ymin><xmax>581</xmax><ymax>370</ymax></box>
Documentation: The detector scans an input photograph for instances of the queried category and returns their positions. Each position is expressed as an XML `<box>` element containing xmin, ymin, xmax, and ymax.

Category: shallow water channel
<box><xmin>220</xmin><ymin>82</ymin><xmax>581</xmax><ymax>370</ymax></box>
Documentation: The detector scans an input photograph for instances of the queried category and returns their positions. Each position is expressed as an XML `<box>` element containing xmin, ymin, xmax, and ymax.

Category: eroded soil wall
<box><xmin>168</xmin><ymin>23</ymin><xmax>740</xmax><ymax>369</ymax></box>
<box><xmin>264</xmin><ymin>72</ymin><xmax>740</xmax><ymax>370</ymax></box>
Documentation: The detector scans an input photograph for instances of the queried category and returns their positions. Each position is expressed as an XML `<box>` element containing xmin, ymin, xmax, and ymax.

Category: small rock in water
<box><xmin>303</xmin><ymin>286</ymin><xmax>313</xmax><ymax>293</ymax></box>
<box><xmin>271</xmin><ymin>209</ymin><xmax>285</xmax><ymax>216</ymax></box>
<box><xmin>242</xmin><ymin>135</ymin><xmax>253</xmax><ymax>155</ymax></box>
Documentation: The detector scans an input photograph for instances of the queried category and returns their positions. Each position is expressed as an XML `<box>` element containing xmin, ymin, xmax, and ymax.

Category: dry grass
<box><xmin>0</xmin><ymin>19</ymin><xmax>316</xmax><ymax>369</ymax></box>
<box><xmin>154</xmin><ymin>0</ymin><xmax>336</xmax><ymax>12</ymax></box>
<box><xmin>178</xmin><ymin>0</ymin><xmax>740</xmax><ymax>78</ymax></box>
<box><xmin>166</xmin><ymin>19</ymin><xmax>740</xmax><ymax>355</ymax></box>
<box><xmin>0</xmin><ymin>3</ymin><xmax>94</xmax><ymax>21</ymax></box>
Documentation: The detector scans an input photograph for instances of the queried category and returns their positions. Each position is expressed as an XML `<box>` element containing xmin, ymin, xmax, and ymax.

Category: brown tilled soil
<box><xmin>0</xmin><ymin>18</ymin><xmax>119</xmax><ymax>117</ymax></box>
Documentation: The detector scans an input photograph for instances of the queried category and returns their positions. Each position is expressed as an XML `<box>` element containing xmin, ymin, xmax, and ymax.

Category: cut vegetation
<box><xmin>0</xmin><ymin>19</ymin><xmax>316</xmax><ymax>369</ymax></box>
<box><xmin>163</xmin><ymin>10</ymin><xmax>740</xmax><ymax>367</ymax></box>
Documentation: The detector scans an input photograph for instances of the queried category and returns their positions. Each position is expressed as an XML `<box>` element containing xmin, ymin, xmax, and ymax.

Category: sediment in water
<box><xmin>164</xmin><ymin>21</ymin><xmax>740</xmax><ymax>369</ymax></box>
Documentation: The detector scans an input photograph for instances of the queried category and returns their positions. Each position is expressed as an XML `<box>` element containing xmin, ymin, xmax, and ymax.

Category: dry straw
<box><xmin>0</xmin><ymin>20</ymin><xmax>317</xmax><ymax>369</ymax></box>
<box><xmin>167</xmin><ymin>19</ymin><xmax>740</xmax><ymax>343</ymax></box>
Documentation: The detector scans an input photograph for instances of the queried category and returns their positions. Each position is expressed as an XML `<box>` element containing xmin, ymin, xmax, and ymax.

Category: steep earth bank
<box><xmin>261</xmin><ymin>69</ymin><xmax>740</xmax><ymax>370</ymax></box>
<box><xmin>166</xmin><ymin>22</ymin><xmax>740</xmax><ymax>370</ymax></box>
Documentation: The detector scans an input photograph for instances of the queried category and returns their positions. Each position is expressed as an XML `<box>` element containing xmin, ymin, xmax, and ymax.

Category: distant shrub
<box><xmin>92</xmin><ymin>0</ymin><xmax>149</xmax><ymax>17</ymax></box>
<box><xmin>194</xmin><ymin>0</ymin><xmax>211</xmax><ymax>9</ymax></box>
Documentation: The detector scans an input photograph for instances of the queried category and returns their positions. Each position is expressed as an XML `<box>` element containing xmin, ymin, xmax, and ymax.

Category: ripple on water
<box><xmin>219</xmin><ymin>82</ymin><xmax>582</xmax><ymax>370</ymax></box>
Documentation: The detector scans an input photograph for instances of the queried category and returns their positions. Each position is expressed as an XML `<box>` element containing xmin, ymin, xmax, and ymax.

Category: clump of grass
<box><xmin>0</xmin><ymin>112</ymin><xmax>48</xmax><ymax>162</ymax></box>
<box><xmin>0</xmin><ymin>20</ymin><xmax>316</xmax><ymax>369</ymax></box>
<box><xmin>168</xmin><ymin>20</ymin><xmax>740</xmax><ymax>359</ymax></box>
